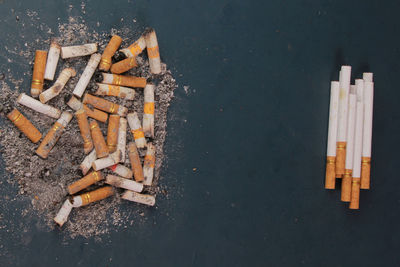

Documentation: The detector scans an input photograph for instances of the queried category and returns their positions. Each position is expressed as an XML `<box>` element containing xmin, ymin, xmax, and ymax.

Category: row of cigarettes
<box><xmin>6</xmin><ymin>28</ymin><xmax>163</xmax><ymax>226</ymax></box>
<box><xmin>324</xmin><ymin>66</ymin><xmax>374</xmax><ymax>210</ymax></box>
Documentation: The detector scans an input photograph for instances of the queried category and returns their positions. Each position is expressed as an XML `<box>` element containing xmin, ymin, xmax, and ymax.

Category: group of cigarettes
<box><xmin>324</xmin><ymin>66</ymin><xmax>374</xmax><ymax>210</ymax></box>
<box><xmin>6</xmin><ymin>28</ymin><xmax>162</xmax><ymax>226</ymax></box>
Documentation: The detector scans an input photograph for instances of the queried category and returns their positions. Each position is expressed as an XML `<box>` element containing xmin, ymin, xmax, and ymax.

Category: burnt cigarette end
<box><xmin>113</xmin><ymin>51</ymin><xmax>126</xmax><ymax>62</ymax></box>
<box><xmin>94</xmin><ymin>72</ymin><xmax>103</xmax><ymax>83</ymax></box>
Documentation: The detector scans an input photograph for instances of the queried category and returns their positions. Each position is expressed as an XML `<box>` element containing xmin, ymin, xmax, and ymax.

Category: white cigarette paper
<box><xmin>127</xmin><ymin>112</ymin><xmax>147</xmax><ymax>148</ymax></box>
<box><xmin>61</xmin><ymin>43</ymin><xmax>98</xmax><ymax>59</ymax></box>
<box><xmin>80</xmin><ymin>149</ymin><xmax>97</xmax><ymax>175</ymax></box>
<box><xmin>120</xmin><ymin>35</ymin><xmax>146</xmax><ymax>57</ymax></box>
<box><xmin>40</xmin><ymin>68</ymin><xmax>76</xmax><ymax>103</ymax></box>
<box><xmin>363</xmin><ymin>72</ymin><xmax>373</xmax><ymax>82</ymax></box>
<box><xmin>92</xmin><ymin>151</ymin><xmax>120</xmax><ymax>171</ymax></box>
<box><xmin>109</xmin><ymin>164</ymin><xmax>133</xmax><ymax>179</ymax></box>
<box><xmin>362</xmin><ymin>81</ymin><xmax>374</xmax><ymax>158</ymax></box>
<box><xmin>344</xmin><ymin>87</ymin><xmax>357</xmax><ymax>170</ymax></box>
<box><xmin>326</xmin><ymin>81</ymin><xmax>340</xmax><ymax>157</ymax></box>
<box><xmin>353</xmin><ymin>97</ymin><xmax>364</xmax><ymax>178</ymax></box>
<box><xmin>44</xmin><ymin>40</ymin><xmax>61</xmax><ymax>81</ymax></box>
<box><xmin>337</xmin><ymin>66</ymin><xmax>351</xmax><ymax>142</ymax></box>
<box><xmin>54</xmin><ymin>199</ymin><xmax>73</xmax><ymax>227</ymax></box>
<box><xmin>122</xmin><ymin>191</ymin><xmax>155</xmax><ymax>206</ymax></box>
<box><xmin>143</xmin><ymin>84</ymin><xmax>155</xmax><ymax>138</ymax></box>
<box><xmin>143</xmin><ymin>143</ymin><xmax>155</xmax><ymax>186</ymax></box>
<box><xmin>95</xmin><ymin>83</ymin><xmax>136</xmax><ymax>100</ymax></box>
<box><xmin>17</xmin><ymin>93</ymin><xmax>61</xmax><ymax>119</ymax></box>
<box><xmin>67</xmin><ymin>96</ymin><xmax>83</xmax><ymax>111</ymax></box>
<box><xmin>73</xmin><ymin>53</ymin><xmax>101</xmax><ymax>98</ymax></box>
<box><xmin>117</xmin><ymin>118</ymin><xmax>127</xmax><ymax>163</ymax></box>
<box><xmin>144</xmin><ymin>30</ymin><xmax>161</xmax><ymax>74</ymax></box>
<box><xmin>105</xmin><ymin>175</ymin><xmax>143</xmax><ymax>192</ymax></box>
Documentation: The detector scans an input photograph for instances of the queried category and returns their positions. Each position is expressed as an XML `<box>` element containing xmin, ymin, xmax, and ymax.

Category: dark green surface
<box><xmin>1</xmin><ymin>0</ymin><xmax>400</xmax><ymax>266</ymax></box>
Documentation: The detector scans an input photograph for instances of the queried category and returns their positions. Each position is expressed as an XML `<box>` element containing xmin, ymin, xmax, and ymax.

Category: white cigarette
<box><xmin>80</xmin><ymin>149</ymin><xmax>97</xmax><ymax>175</ymax></box>
<box><xmin>326</xmin><ymin>81</ymin><xmax>340</xmax><ymax>157</ymax></box>
<box><xmin>95</xmin><ymin>83</ymin><xmax>135</xmax><ymax>100</ymax></box>
<box><xmin>61</xmin><ymin>43</ymin><xmax>98</xmax><ymax>59</ymax></box>
<box><xmin>40</xmin><ymin>68</ymin><xmax>76</xmax><ymax>103</ymax></box>
<box><xmin>105</xmin><ymin>174</ymin><xmax>143</xmax><ymax>192</ymax></box>
<box><xmin>363</xmin><ymin>73</ymin><xmax>373</xmax><ymax>82</ymax></box>
<box><xmin>117</xmin><ymin>117</ymin><xmax>127</xmax><ymax>163</ymax></box>
<box><xmin>73</xmin><ymin>53</ymin><xmax>101</xmax><ymax>98</ymax></box>
<box><xmin>54</xmin><ymin>198</ymin><xmax>73</xmax><ymax>227</ymax></box>
<box><xmin>362</xmin><ymin>81</ymin><xmax>374</xmax><ymax>158</ymax></box>
<box><xmin>127</xmin><ymin>112</ymin><xmax>147</xmax><ymax>148</ymax></box>
<box><xmin>143</xmin><ymin>84</ymin><xmax>155</xmax><ymax>138</ymax></box>
<box><xmin>120</xmin><ymin>35</ymin><xmax>146</xmax><ymax>58</ymax></box>
<box><xmin>337</xmin><ymin>66</ymin><xmax>352</xmax><ymax>143</ymax></box>
<box><xmin>144</xmin><ymin>29</ymin><xmax>161</xmax><ymax>74</ymax></box>
<box><xmin>17</xmin><ymin>93</ymin><xmax>61</xmax><ymax>119</ymax></box>
<box><xmin>108</xmin><ymin>164</ymin><xmax>133</xmax><ymax>179</ymax></box>
<box><xmin>353</xmin><ymin>95</ymin><xmax>364</xmax><ymax>178</ymax></box>
<box><xmin>143</xmin><ymin>142</ymin><xmax>155</xmax><ymax>186</ymax></box>
<box><xmin>92</xmin><ymin>151</ymin><xmax>120</xmax><ymax>171</ymax></box>
<box><xmin>344</xmin><ymin>86</ymin><xmax>357</xmax><ymax>171</ymax></box>
<box><xmin>121</xmin><ymin>191</ymin><xmax>155</xmax><ymax>206</ymax></box>
<box><xmin>44</xmin><ymin>40</ymin><xmax>61</xmax><ymax>81</ymax></box>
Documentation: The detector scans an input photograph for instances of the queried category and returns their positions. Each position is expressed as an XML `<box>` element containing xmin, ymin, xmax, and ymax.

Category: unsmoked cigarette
<box><xmin>83</xmin><ymin>93</ymin><xmax>127</xmax><ymax>116</ymax></box>
<box><xmin>128</xmin><ymin>142</ymin><xmax>144</xmax><ymax>182</ymax></box>
<box><xmin>89</xmin><ymin>119</ymin><xmax>109</xmax><ymax>158</ymax></box>
<box><xmin>117</xmin><ymin>118</ymin><xmax>127</xmax><ymax>163</ymax></box>
<box><xmin>40</xmin><ymin>68</ymin><xmax>76</xmax><ymax>103</ymax></box>
<box><xmin>144</xmin><ymin>29</ymin><xmax>161</xmax><ymax>74</ymax></box>
<box><xmin>119</xmin><ymin>35</ymin><xmax>146</xmax><ymax>58</ymax></box>
<box><xmin>61</xmin><ymin>43</ymin><xmax>97</xmax><ymax>59</ymax></box>
<box><xmin>73</xmin><ymin>53</ymin><xmax>101</xmax><ymax>98</ymax></box>
<box><xmin>108</xmin><ymin>164</ymin><xmax>133</xmax><ymax>179</ymax></box>
<box><xmin>105</xmin><ymin>174</ymin><xmax>143</xmax><ymax>192</ymax></box>
<box><xmin>127</xmin><ymin>112</ymin><xmax>146</xmax><ymax>148</ymax></box>
<box><xmin>107</xmin><ymin>114</ymin><xmax>120</xmax><ymax>152</ymax></box>
<box><xmin>121</xmin><ymin>191</ymin><xmax>155</xmax><ymax>206</ymax></box>
<box><xmin>80</xmin><ymin>149</ymin><xmax>97</xmax><ymax>175</ymax></box>
<box><xmin>71</xmin><ymin>186</ymin><xmax>114</xmax><ymax>207</ymax></box>
<box><xmin>361</xmin><ymin>81</ymin><xmax>374</xmax><ymax>189</ymax></box>
<box><xmin>143</xmin><ymin>142</ymin><xmax>155</xmax><ymax>186</ymax></box>
<box><xmin>67</xmin><ymin>96</ymin><xmax>108</xmax><ymax>123</ymax></box>
<box><xmin>7</xmin><ymin>108</ymin><xmax>42</xmax><ymax>143</ymax></box>
<box><xmin>110</xmin><ymin>57</ymin><xmax>138</xmax><ymax>74</ymax></box>
<box><xmin>95</xmin><ymin>83</ymin><xmax>135</xmax><ymax>100</ymax></box>
<box><xmin>31</xmin><ymin>50</ymin><xmax>48</xmax><ymax>97</ymax></box>
<box><xmin>143</xmin><ymin>84</ymin><xmax>155</xmax><ymax>138</ymax></box>
<box><xmin>68</xmin><ymin>171</ymin><xmax>104</xmax><ymax>195</ymax></box>
<box><xmin>75</xmin><ymin>109</ymin><xmax>94</xmax><ymax>154</ymax></box>
<box><xmin>100</xmin><ymin>73</ymin><xmax>146</xmax><ymax>88</ymax></box>
<box><xmin>44</xmin><ymin>40</ymin><xmax>61</xmax><ymax>81</ymax></box>
<box><xmin>99</xmin><ymin>35</ymin><xmax>122</xmax><ymax>71</ymax></box>
<box><xmin>54</xmin><ymin>199</ymin><xmax>73</xmax><ymax>227</ymax></box>
<box><xmin>17</xmin><ymin>93</ymin><xmax>61</xmax><ymax>119</ymax></box>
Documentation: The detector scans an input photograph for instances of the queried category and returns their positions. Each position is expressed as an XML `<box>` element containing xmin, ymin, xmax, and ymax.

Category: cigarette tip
<box><xmin>94</xmin><ymin>72</ymin><xmax>103</xmax><ymax>83</ymax></box>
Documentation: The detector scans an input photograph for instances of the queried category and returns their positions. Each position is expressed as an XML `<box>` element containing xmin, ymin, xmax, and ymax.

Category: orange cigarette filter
<box><xmin>77</xmin><ymin>186</ymin><xmax>114</xmax><ymax>206</ymax></box>
<box><xmin>107</xmin><ymin>114</ymin><xmax>120</xmax><ymax>153</ymax></box>
<box><xmin>335</xmin><ymin>142</ymin><xmax>346</xmax><ymax>178</ymax></box>
<box><xmin>128</xmin><ymin>142</ymin><xmax>144</xmax><ymax>182</ymax></box>
<box><xmin>324</xmin><ymin>156</ymin><xmax>336</xmax><ymax>189</ymax></box>
<box><xmin>349</xmin><ymin>178</ymin><xmax>361</xmax><ymax>210</ymax></box>
<box><xmin>110</xmin><ymin>57</ymin><xmax>138</xmax><ymax>74</ymax></box>
<box><xmin>83</xmin><ymin>105</ymin><xmax>108</xmax><ymax>123</ymax></box>
<box><xmin>83</xmin><ymin>94</ymin><xmax>122</xmax><ymax>115</ymax></box>
<box><xmin>341</xmin><ymin>169</ymin><xmax>352</xmax><ymax>202</ymax></box>
<box><xmin>102</xmin><ymin>73</ymin><xmax>146</xmax><ymax>88</ymax></box>
<box><xmin>68</xmin><ymin>171</ymin><xmax>104</xmax><ymax>195</ymax></box>
<box><xmin>31</xmin><ymin>50</ymin><xmax>48</xmax><ymax>97</ymax></box>
<box><xmin>7</xmin><ymin>108</ymin><xmax>42</xmax><ymax>143</ymax></box>
<box><xmin>89</xmin><ymin>119</ymin><xmax>109</xmax><ymax>158</ymax></box>
<box><xmin>75</xmin><ymin>109</ymin><xmax>94</xmax><ymax>154</ymax></box>
<box><xmin>360</xmin><ymin>157</ymin><xmax>371</xmax><ymax>189</ymax></box>
<box><xmin>99</xmin><ymin>35</ymin><xmax>123</xmax><ymax>71</ymax></box>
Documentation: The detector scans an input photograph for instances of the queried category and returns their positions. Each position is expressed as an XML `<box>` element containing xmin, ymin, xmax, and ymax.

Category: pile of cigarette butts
<box><xmin>6</xmin><ymin>28</ymin><xmax>162</xmax><ymax>227</ymax></box>
<box><xmin>325</xmin><ymin>66</ymin><xmax>374</xmax><ymax>210</ymax></box>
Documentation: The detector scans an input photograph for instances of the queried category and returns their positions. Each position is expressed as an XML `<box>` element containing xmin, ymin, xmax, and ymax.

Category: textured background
<box><xmin>1</xmin><ymin>0</ymin><xmax>400</xmax><ymax>266</ymax></box>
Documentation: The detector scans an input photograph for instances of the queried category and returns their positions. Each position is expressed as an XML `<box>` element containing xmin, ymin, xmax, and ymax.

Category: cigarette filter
<box><xmin>119</xmin><ymin>35</ymin><xmax>146</xmax><ymax>58</ymax></box>
<box><xmin>108</xmin><ymin>164</ymin><xmax>133</xmax><ymax>179</ymax></box>
<box><xmin>36</xmin><ymin>111</ymin><xmax>73</xmax><ymax>159</ymax></box>
<box><xmin>143</xmin><ymin>84</ymin><xmax>155</xmax><ymax>138</ymax></box>
<box><xmin>89</xmin><ymin>119</ymin><xmax>109</xmax><ymax>158</ymax></box>
<box><xmin>361</xmin><ymin>81</ymin><xmax>374</xmax><ymax>189</ymax></box>
<box><xmin>143</xmin><ymin>142</ymin><xmax>155</xmax><ymax>186</ymax></box>
<box><xmin>73</xmin><ymin>53</ymin><xmax>101</xmax><ymax>98</ymax></box>
<box><xmin>40</xmin><ymin>68</ymin><xmax>76</xmax><ymax>103</ymax></box>
<box><xmin>92</xmin><ymin>151</ymin><xmax>120</xmax><ymax>171</ymax></box>
<box><xmin>105</xmin><ymin>174</ymin><xmax>143</xmax><ymax>192</ymax></box>
<box><xmin>83</xmin><ymin>93</ymin><xmax>127</xmax><ymax>116</ymax></box>
<box><xmin>127</xmin><ymin>112</ymin><xmax>147</xmax><ymax>148</ymax></box>
<box><xmin>363</xmin><ymin>72</ymin><xmax>373</xmax><ymax>82</ymax></box>
<box><xmin>99</xmin><ymin>35</ymin><xmax>122</xmax><ymax>71</ymax></box>
<box><xmin>71</xmin><ymin>186</ymin><xmax>114</xmax><ymax>207</ymax></box>
<box><xmin>54</xmin><ymin>199</ymin><xmax>73</xmax><ymax>227</ymax></box>
<box><xmin>107</xmin><ymin>114</ymin><xmax>120</xmax><ymax>152</ymax></box>
<box><xmin>7</xmin><ymin>108</ymin><xmax>42</xmax><ymax>143</ymax></box>
<box><xmin>80</xmin><ymin>149</ymin><xmax>97</xmax><ymax>175</ymax></box>
<box><xmin>75</xmin><ymin>109</ymin><xmax>94</xmax><ymax>154</ymax></box>
<box><xmin>325</xmin><ymin>81</ymin><xmax>340</xmax><ymax>189</ymax></box>
<box><xmin>121</xmin><ymin>191</ymin><xmax>155</xmax><ymax>206</ymax></box>
<box><xmin>66</xmin><ymin>96</ymin><xmax>108</xmax><ymax>123</ymax></box>
<box><xmin>128</xmin><ymin>142</ymin><xmax>144</xmax><ymax>182</ymax></box>
<box><xmin>94</xmin><ymin>83</ymin><xmax>135</xmax><ymax>100</ymax></box>
<box><xmin>117</xmin><ymin>118</ymin><xmax>127</xmax><ymax>163</ymax></box>
<box><xmin>68</xmin><ymin>171</ymin><xmax>104</xmax><ymax>195</ymax></box>
<box><xmin>17</xmin><ymin>93</ymin><xmax>61</xmax><ymax>119</ymax></box>
<box><xmin>44</xmin><ymin>40</ymin><xmax>61</xmax><ymax>80</ymax></box>
<box><xmin>110</xmin><ymin>57</ymin><xmax>138</xmax><ymax>74</ymax></box>
<box><xmin>99</xmin><ymin>73</ymin><xmax>146</xmax><ymax>88</ymax></box>
<box><xmin>144</xmin><ymin>29</ymin><xmax>161</xmax><ymax>74</ymax></box>
<box><xmin>61</xmin><ymin>43</ymin><xmax>98</xmax><ymax>59</ymax></box>
<box><xmin>31</xmin><ymin>50</ymin><xmax>48</xmax><ymax>97</ymax></box>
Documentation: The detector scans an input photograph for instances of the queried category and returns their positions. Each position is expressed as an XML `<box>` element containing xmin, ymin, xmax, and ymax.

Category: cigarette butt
<box><xmin>107</xmin><ymin>114</ymin><xmax>120</xmax><ymax>152</ymax></box>
<box><xmin>119</xmin><ymin>35</ymin><xmax>146</xmax><ymax>58</ymax></box>
<box><xmin>7</xmin><ymin>108</ymin><xmax>42</xmax><ymax>143</ymax></box>
<box><xmin>127</xmin><ymin>112</ymin><xmax>146</xmax><ymax>148</ymax></box>
<box><xmin>66</xmin><ymin>96</ymin><xmax>108</xmax><ymax>123</ymax></box>
<box><xmin>335</xmin><ymin>142</ymin><xmax>346</xmax><ymax>177</ymax></box>
<box><xmin>68</xmin><ymin>171</ymin><xmax>104</xmax><ymax>195</ymax></box>
<box><xmin>83</xmin><ymin>93</ymin><xmax>127</xmax><ymax>116</ymax></box>
<box><xmin>71</xmin><ymin>186</ymin><xmax>114</xmax><ymax>207</ymax></box>
<box><xmin>128</xmin><ymin>142</ymin><xmax>144</xmax><ymax>182</ymax></box>
<box><xmin>144</xmin><ymin>29</ymin><xmax>161</xmax><ymax>74</ymax></box>
<box><xmin>324</xmin><ymin>156</ymin><xmax>336</xmax><ymax>189</ymax></box>
<box><xmin>105</xmin><ymin>174</ymin><xmax>143</xmax><ymax>192</ymax></box>
<box><xmin>110</xmin><ymin>57</ymin><xmax>138</xmax><ymax>74</ymax></box>
<box><xmin>143</xmin><ymin>143</ymin><xmax>155</xmax><ymax>186</ymax></box>
<box><xmin>349</xmin><ymin>177</ymin><xmax>361</xmax><ymax>209</ymax></box>
<box><xmin>66</xmin><ymin>96</ymin><xmax>83</xmax><ymax>111</ymax></box>
<box><xmin>143</xmin><ymin>84</ymin><xmax>155</xmax><ymax>138</ymax></box>
<box><xmin>80</xmin><ymin>149</ymin><xmax>97</xmax><ymax>175</ymax></box>
<box><xmin>40</xmin><ymin>68</ymin><xmax>76</xmax><ymax>103</ymax></box>
<box><xmin>117</xmin><ymin>118</ymin><xmax>127</xmax><ymax>163</ymax></box>
<box><xmin>95</xmin><ymin>83</ymin><xmax>135</xmax><ymax>100</ymax></box>
<box><xmin>360</xmin><ymin>157</ymin><xmax>371</xmax><ymax>189</ymax></box>
<box><xmin>36</xmin><ymin>111</ymin><xmax>73</xmax><ymax>158</ymax></box>
<box><xmin>108</xmin><ymin>164</ymin><xmax>133</xmax><ymax>179</ymax></box>
<box><xmin>73</xmin><ymin>53</ymin><xmax>101</xmax><ymax>98</ymax></box>
<box><xmin>54</xmin><ymin>199</ymin><xmax>73</xmax><ymax>227</ymax></box>
<box><xmin>31</xmin><ymin>50</ymin><xmax>48</xmax><ymax>97</ymax></box>
<box><xmin>44</xmin><ymin>40</ymin><xmax>61</xmax><ymax>81</ymax></box>
<box><xmin>99</xmin><ymin>35</ymin><xmax>122</xmax><ymax>71</ymax></box>
<box><xmin>341</xmin><ymin>169</ymin><xmax>352</xmax><ymax>202</ymax></box>
<box><xmin>92</xmin><ymin>151</ymin><xmax>120</xmax><ymax>171</ymax></box>
<box><xmin>121</xmin><ymin>191</ymin><xmax>155</xmax><ymax>206</ymax></box>
<box><xmin>99</xmin><ymin>73</ymin><xmax>146</xmax><ymax>88</ymax></box>
<box><xmin>17</xmin><ymin>93</ymin><xmax>61</xmax><ymax>119</ymax></box>
<box><xmin>75</xmin><ymin>109</ymin><xmax>94</xmax><ymax>154</ymax></box>
<box><xmin>61</xmin><ymin>43</ymin><xmax>98</xmax><ymax>59</ymax></box>
<box><xmin>89</xmin><ymin>119</ymin><xmax>109</xmax><ymax>158</ymax></box>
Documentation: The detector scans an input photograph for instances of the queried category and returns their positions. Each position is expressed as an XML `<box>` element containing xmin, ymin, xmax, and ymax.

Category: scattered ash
<box><xmin>0</xmin><ymin>13</ymin><xmax>177</xmax><ymax>239</ymax></box>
